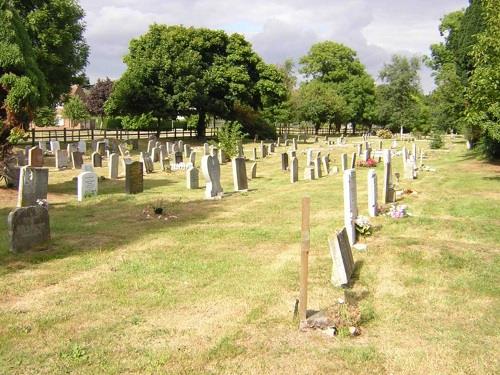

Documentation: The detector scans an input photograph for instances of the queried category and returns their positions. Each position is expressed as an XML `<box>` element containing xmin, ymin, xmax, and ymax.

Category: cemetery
<box><xmin>0</xmin><ymin>0</ymin><xmax>499</xmax><ymax>373</ymax></box>
<box><xmin>0</xmin><ymin>134</ymin><xmax>498</xmax><ymax>374</ymax></box>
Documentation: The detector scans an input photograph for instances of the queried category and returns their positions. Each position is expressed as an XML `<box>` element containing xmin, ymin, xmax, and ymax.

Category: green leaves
<box><xmin>62</xmin><ymin>96</ymin><xmax>89</xmax><ymax>127</ymax></box>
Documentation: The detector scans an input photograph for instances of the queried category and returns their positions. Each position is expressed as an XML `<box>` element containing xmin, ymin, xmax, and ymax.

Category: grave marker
<box><xmin>8</xmin><ymin>206</ymin><xmax>50</xmax><ymax>253</ymax></box>
<box><xmin>186</xmin><ymin>166</ymin><xmax>199</xmax><ymax>189</ymax></box>
<box><xmin>343</xmin><ymin>169</ymin><xmax>358</xmax><ymax>246</ymax></box>
<box><xmin>201</xmin><ymin>154</ymin><xmax>223</xmax><ymax>199</ymax></box>
<box><xmin>125</xmin><ymin>161</ymin><xmax>143</xmax><ymax>194</ymax></box>
<box><xmin>368</xmin><ymin>169</ymin><xmax>378</xmax><ymax>217</ymax></box>
<box><xmin>328</xmin><ymin>227</ymin><xmax>354</xmax><ymax>286</ymax></box>
<box><xmin>232</xmin><ymin>157</ymin><xmax>248</xmax><ymax>191</ymax></box>
<box><xmin>17</xmin><ymin>166</ymin><xmax>48</xmax><ymax>207</ymax></box>
<box><xmin>55</xmin><ymin>150</ymin><xmax>68</xmax><ymax>169</ymax></box>
<box><xmin>92</xmin><ymin>152</ymin><xmax>102</xmax><ymax>168</ymax></box>
<box><xmin>108</xmin><ymin>153</ymin><xmax>119</xmax><ymax>179</ymax></box>
<box><xmin>290</xmin><ymin>156</ymin><xmax>298</xmax><ymax>183</ymax></box>
<box><xmin>281</xmin><ymin>152</ymin><xmax>289</xmax><ymax>171</ymax></box>
<box><xmin>71</xmin><ymin>151</ymin><xmax>83</xmax><ymax>169</ymax></box>
<box><xmin>77</xmin><ymin>171</ymin><xmax>98</xmax><ymax>201</ymax></box>
<box><xmin>28</xmin><ymin>146</ymin><xmax>43</xmax><ymax>167</ymax></box>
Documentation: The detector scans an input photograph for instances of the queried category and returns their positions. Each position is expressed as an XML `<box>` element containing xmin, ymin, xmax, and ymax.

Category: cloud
<box><xmin>80</xmin><ymin>0</ymin><xmax>469</xmax><ymax>92</ymax></box>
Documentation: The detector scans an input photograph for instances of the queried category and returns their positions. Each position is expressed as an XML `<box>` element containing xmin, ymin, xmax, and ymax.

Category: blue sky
<box><xmin>80</xmin><ymin>0</ymin><xmax>469</xmax><ymax>92</ymax></box>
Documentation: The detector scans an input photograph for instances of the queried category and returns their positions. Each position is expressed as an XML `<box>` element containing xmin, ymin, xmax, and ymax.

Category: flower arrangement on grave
<box><xmin>355</xmin><ymin>216</ymin><xmax>373</xmax><ymax>237</ymax></box>
<box><xmin>386</xmin><ymin>203</ymin><xmax>410</xmax><ymax>219</ymax></box>
<box><xmin>356</xmin><ymin>158</ymin><xmax>378</xmax><ymax>168</ymax></box>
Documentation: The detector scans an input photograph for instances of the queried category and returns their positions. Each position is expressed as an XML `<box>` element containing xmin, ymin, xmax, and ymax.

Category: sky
<box><xmin>80</xmin><ymin>0</ymin><xmax>469</xmax><ymax>93</ymax></box>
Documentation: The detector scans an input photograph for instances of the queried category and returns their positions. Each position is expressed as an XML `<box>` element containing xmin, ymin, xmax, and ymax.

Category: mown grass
<box><xmin>0</xmin><ymin>136</ymin><xmax>498</xmax><ymax>374</ymax></box>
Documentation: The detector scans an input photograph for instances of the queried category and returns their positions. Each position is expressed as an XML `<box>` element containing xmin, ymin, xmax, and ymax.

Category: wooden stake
<box><xmin>299</xmin><ymin>197</ymin><xmax>310</xmax><ymax>324</ymax></box>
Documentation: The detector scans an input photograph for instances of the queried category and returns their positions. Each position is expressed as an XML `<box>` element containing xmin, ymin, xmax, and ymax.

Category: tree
<box><xmin>63</xmin><ymin>96</ymin><xmax>89</xmax><ymax>127</ymax></box>
<box><xmin>12</xmin><ymin>0</ymin><xmax>89</xmax><ymax>104</ymax></box>
<box><xmin>293</xmin><ymin>80</ymin><xmax>348</xmax><ymax>134</ymax></box>
<box><xmin>85</xmin><ymin>78</ymin><xmax>113</xmax><ymax>127</ymax></box>
<box><xmin>299</xmin><ymin>41</ymin><xmax>376</xmax><ymax>133</ymax></box>
<box><xmin>107</xmin><ymin>25</ymin><xmax>286</xmax><ymax>138</ymax></box>
<box><xmin>376</xmin><ymin>55</ymin><xmax>424</xmax><ymax>132</ymax></box>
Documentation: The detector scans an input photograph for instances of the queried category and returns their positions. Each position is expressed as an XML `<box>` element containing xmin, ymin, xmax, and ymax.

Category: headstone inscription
<box><xmin>17</xmin><ymin>166</ymin><xmax>48</xmax><ymax>207</ymax></box>
<box><xmin>8</xmin><ymin>205</ymin><xmax>50</xmax><ymax>253</ymax></box>
<box><xmin>125</xmin><ymin>161</ymin><xmax>143</xmax><ymax>194</ymax></box>
<box><xmin>77</xmin><ymin>171</ymin><xmax>98</xmax><ymax>201</ymax></box>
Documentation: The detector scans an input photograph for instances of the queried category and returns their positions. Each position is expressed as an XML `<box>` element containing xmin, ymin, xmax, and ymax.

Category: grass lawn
<box><xmin>0</xmin><ymin>136</ymin><xmax>499</xmax><ymax>374</ymax></box>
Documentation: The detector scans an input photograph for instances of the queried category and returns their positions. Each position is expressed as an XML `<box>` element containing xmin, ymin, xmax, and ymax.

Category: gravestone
<box><xmin>55</xmin><ymin>150</ymin><xmax>68</xmax><ymax>169</ymax></box>
<box><xmin>203</xmin><ymin>143</ymin><xmax>210</xmax><ymax>156</ymax></box>
<box><xmin>306</xmin><ymin>149</ymin><xmax>313</xmax><ymax>166</ymax></box>
<box><xmin>350</xmin><ymin>152</ymin><xmax>357</xmax><ymax>169</ymax></box>
<box><xmin>28</xmin><ymin>146</ymin><xmax>43</xmax><ymax>167</ymax></box>
<box><xmin>322</xmin><ymin>155</ymin><xmax>330</xmax><ymax>175</ymax></box>
<box><xmin>343</xmin><ymin>169</ymin><xmax>358</xmax><ymax>246</ymax></box>
<box><xmin>17</xmin><ymin>166</ymin><xmax>49</xmax><ymax>207</ymax></box>
<box><xmin>166</xmin><ymin>142</ymin><xmax>173</xmax><ymax>154</ymax></box>
<box><xmin>147</xmin><ymin>139</ymin><xmax>155</xmax><ymax>153</ymax></box>
<box><xmin>175</xmin><ymin>151</ymin><xmax>183</xmax><ymax>164</ymax></box>
<box><xmin>383</xmin><ymin>149</ymin><xmax>395</xmax><ymax>203</ymax></box>
<box><xmin>252</xmin><ymin>148</ymin><xmax>257</xmax><ymax>161</ymax></box>
<box><xmin>82</xmin><ymin>164</ymin><xmax>94</xmax><ymax>172</ymax></box>
<box><xmin>232</xmin><ymin>157</ymin><xmax>248</xmax><ymax>191</ymax></box>
<box><xmin>77</xmin><ymin>171</ymin><xmax>98</xmax><ymax>202</ymax></box>
<box><xmin>178</xmin><ymin>140</ymin><xmax>184</xmax><ymax>151</ymax></box>
<box><xmin>276</xmin><ymin>137</ymin><xmax>281</xmax><ymax>147</ymax></box>
<box><xmin>304</xmin><ymin>166</ymin><xmax>315</xmax><ymax>180</ymax></box>
<box><xmin>292</xmin><ymin>138</ymin><xmax>297</xmax><ymax>151</ymax></box>
<box><xmin>78</xmin><ymin>140</ymin><xmax>87</xmax><ymax>154</ymax></box>
<box><xmin>189</xmin><ymin>151</ymin><xmax>196</xmax><ymax>166</ymax></box>
<box><xmin>290</xmin><ymin>156</ymin><xmax>298</xmax><ymax>183</ymax></box>
<box><xmin>237</xmin><ymin>142</ymin><xmax>244</xmax><ymax>158</ymax></box>
<box><xmin>71</xmin><ymin>151</ymin><xmax>83</xmax><ymax>169</ymax></box>
<box><xmin>108</xmin><ymin>153</ymin><xmax>119</xmax><ymax>179</ymax></box>
<box><xmin>269</xmin><ymin>143</ymin><xmax>275</xmax><ymax>153</ymax></box>
<box><xmin>118</xmin><ymin>143</ymin><xmax>129</xmax><ymax>158</ymax></box>
<box><xmin>159</xmin><ymin>150</ymin><xmax>169</xmax><ymax>171</ymax></box>
<box><xmin>314</xmin><ymin>157</ymin><xmax>322</xmax><ymax>178</ymax></box>
<box><xmin>8</xmin><ymin>206</ymin><xmax>50</xmax><ymax>253</ymax></box>
<box><xmin>249</xmin><ymin>162</ymin><xmax>257</xmax><ymax>179</ymax></box>
<box><xmin>92</xmin><ymin>152</ymin><xmax>102</xmax><ymax>168</ymax></box>
<box><xmin>155</xmin><ymin>141</ymin><xmax>161</xmax><ymax>149</ymax></box>
<box><xmin>140</xmin><ymin>152</ymin><xmax>154</xmax><ymax>173</ymax></box>
<box><xmin>362</xmin><ymin>149</ymin><xmax>370</xmax><ymax>162</ymax></box>
<box><xmin>67</xmin><ymin>143</ymin><xmax>77</xmax><ymax>157</ymax></box>
<box><xmin>151</xmin><ymin>147</ymin><xmax>160</xmax><ymax>163</ymax></box>
<box><xmin>404</xmin><ymin>159</ymin><xmax>417</xmax><ymax>180</ymax></box>
<box><xmin>184</xmin><ymin>144</ymin><xmax>191</xmax><ymax>158</ymax></box>
<box><xmin>285</xmin><ymin>140</ymin><xmax>290</xmax><ymax>147</ymax></box>
<box><xmin>16</xmin><ymin>151</ymin><xmax>26</xmax><ymax>166</ymax></box>
<box><xmin>96</xmin><ymin>141</ymin><xmax>106</xmax><ymax>156</ymax></box>
<box><xmin>201</xmin><ymin>154</ymin><xmax>223</xmax><ymax>199</ymax></box>
<box><xmin>357</xmin><ymin>144</ymin><xmax>362</xmax><ymax>156</ymax></box>
<box><xmin>341</xmin><ymin>153</ymin><xmax>348</xmax><ymax>171</ymax></box>
<box><xmin>125</xmin><ymin>161</ymin><xmax>143</xmax><ymax>194</ymax></box>
<box><xmin>412</xmin><ymin>143</ymin><xmax>417</xmax><ymax>164</ymax></box>
<box><xmin>186</xmin><ymin>166</ymin><xmax>199</xmax><ymax>189</ymax></box>
<box><xmin>37</xmin><ymin>141</ymin><xmax>47</xmax><ymax>153</ymax></box>
<box><xmin>50</xmin><ymin>140</ymin><xmax>60</xmax><ymax>153</ymax></box>
<box><xmin>281</xmin><ymin>152</ymin><xmax>289</xmax><ymax>171</ymax></box>
<box><xmin>260</xmin><ymin>142</ymin><xmax>266</xmax><ymax>158</ymax></box>
<box><xmin>368</xmin><ymin>169</ymin><xmax>378</xmax><ymax>217</ymax></box>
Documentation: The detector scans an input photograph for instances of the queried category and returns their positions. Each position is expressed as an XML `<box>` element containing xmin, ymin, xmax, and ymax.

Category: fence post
<box><xmin>174</xmin><ymin>127</ymin><xmax>177</xmax><ymax>139</ymax></box>
<box><xmin>63</xmin><ymin>128</ymin><xmax>67</xmax><ymax>143</ymax></box>
<box><xmin>31</xmin><ymin>129</ymin><xmax>35</xmax><ymax>146</ymax></box>
<box><xmin>104</xmin><ymin>130</ymin><xmax>107</xmax><ymax>139</ymax></box>
<box><xmin>116</xmin><ymin>129</ymin><xmax>119</xmax><ymax>139</ymax></box>
<box><xmin>91</xmin><ymin>128</ymin><xmax>94</xmax><ymax>140</ymax></box>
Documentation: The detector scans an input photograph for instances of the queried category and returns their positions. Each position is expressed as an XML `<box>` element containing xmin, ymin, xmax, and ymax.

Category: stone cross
<box><xmin>17</xmin><ymin>166</ymin><xmax>48</xmax><ymax>207</ymax></box>
<box><xmin>328</xmin><ymin>227</ymin><xmax>354</xmax><ymax>286</ymax></box>
<box><xmin>232</xmin><ymin>156</ymin><xmax>248</xmax><ymax>191</ymax></box>
<box><xmin>186</xmin><ymin>166</ymin><xmax>199</xmax><ymax>189</ymax></box>
<box><xmin>290</xmin><ymin>156</ymin><xmax>298</xmax><ymax>183</ymax></box>
<box><xmin>108</xmin><ymin>153</ymin><xmax>119</xmax><ymax>179</ymax></box>
<box><xmin>28</xmin><ymin>146</ymin><xmax>43</xmax><ymax>167</ymax></box>
<box><xmin>8</xmin><ymin>205</ymin><xmax>50</xmax><ymax>253</ymax></box>
<box><xmin>125</xmin><ymin>161</ymin><xmax>143</xmax><ymax>194</ymax></box>
<box><xmin>368</xmin><ymin>169</ymin><xmax>378</xmax><ymax>217</ymax></box>
<box><xmin>77</xmin><ymin>171</ymin><xmax>98</xmax><ymax>202</ymax></box>
<box><xmin>343</xmin><ymin>169</ymin><xmax>358</xmax><ymax>246</ymax></box>
<box><xmin>201</xmin><ymin>154</ymin><xmax>223</xmax><ymax>199</ymax></box>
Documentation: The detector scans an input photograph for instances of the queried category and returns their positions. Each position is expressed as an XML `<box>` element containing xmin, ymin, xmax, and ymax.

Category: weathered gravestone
<box><xmin>232</xmin><ymin>157</ymin><xmax>248</xmax><ymax>191</ymax></box>
<box><xmin>28</xmin><ymin>146</ymin><xmax>43</xmax><ymax>167</ymax></box>
<box><xmin>175</xmin><ymin>151</ymin><xmax>183</xmax><ymax>164</ymax></box>
<box><xmin>184</xmin><ymin>144</ymin><xmax>191</xmax><ymax>158</ymax></box>
<box><xmin>78</xmin><ymin>140</ymin><xmax>87</xmax><ymax>154</ymax></box>
<box><xmin>186</xmin><ymin>166</ymin><xmax>199</xmax><ymax>189</ymax></box>
<box><xmin>306</xmin><ymin>149</ymin><xmax>313</xmax><ymax>166</ymax></box>
<box><xmin>55</xmin><ymin>150</ymin><xmax>68</xmax><ymax>169</ymax></box>
<box><xmin>281</xmin><ymin>152</ymin><xmax>289</xmax><ymax>171</ymax></box>
<box><xmin>50</xmin><ymin>140</ymin><xmax>60</xmax><ymax>153</ymax></box>
<box><xmin>314</xmin><ymin>155</ymin><xmax>322</xmax><ymax>178</ymax></box>
<box><xmin>252</xmin><ymin>148</ymin><xmax>257</xmax><ymax>161</ymax></box>
<box><xmin>159</xmin><ymin>150</ymin><xmax>169</xmax><ymax>171</ymax></box>
<box><xmin>382</xmin><ymin>149</ymin><xmax>395</xmax><ymax>203</ymax></box>
<box><xmin>189</xmin><ymin>151</ymin><xmax>196</xmax><ymax>166</ymax></box>
<box><xmin>350</xmin><ymin>152</ymin><xmax>357</xmax><ymax>169</ymax></box>
<box><xmin>71</xmin><ymin>151</ymin><xmax>84</xmax><ymax>169</ymax></box>
<box><xmin>322</xmin><ymin>155</ymin><xmax>330</xmax><ymax>175</ymax></box>
<box><xmin>96</xmin><ymin>141</ymin><xmax>106</xmax><ymax>156</ymax></box>
<box><xmin>201</xmin><ymin>154</ymin><xmax>223</xmax><ymax>199</ymax></box>
<box><xmin>290</xmin><ymin>156</ymin><xmax>298</xmax><ymax>183</ymax></box>
<box><xmin>341</xmin><ymin>153</ymin><xmax>348</xmax><ymax>171</ymax></box>
<box><xmin>8</xmin><ymin>206</ymin><xmax>50</xmax><ymax>253</ymax></box>
<box><xmin>269</xmin><ymin>143</ymin><xmax>275</xmax><ymax>153</ymax></box>
<box><xmin>92</xmin><ymin>152</ymin><xmax>102</xmax><ymax>168</ymax></box>
<box><xmin>147</xmin><ymin>139</ymin><xmax>155</xmax><ymax>153</ymax></box>
<box><xmin>292</xmin><ymin>138</ymin><xmax>297</xmax><ymax>151</ymax></box>
<box><xmin>17</xmin><ymin>166</ymin><xmax>48</xmax><ymax>207</ymax></box>
<box><xmin>108</xmin><ymin>153</ymin><xmax>119</xmax><ymax>179</ymax></box>
<box><xmin>77</xmin><ymin>171</ymin><xmax>98</xmax><ymax>202</ymax></box>
<box><xmin>343</xmin><ymin>169</ymin><xmax>358</xmax><ymax>246</ymax></box>
<box><xmin>38</xmin><ymin>141</ymin><xmax>47</xmax><ymax>153</ymax></box>
<box><xmin>125</xmin><ymin>161</ymin><xmax>143</xmax><ymax>194</ymax></box>
<box><xmin>260</xmin><ymin>142</ymin><xmax>266</xmax><ymax>158</ymax></box>
<box><xmin>249</xmin><ymin>162</ymin><xmax>257</xmax><ymax>179</ymax></box>
<box><xmin>140</xmin><ymin>152</ymin><xmax>154</xmax><ymax>174</ymax></box>
<box><xmin>368</xmin><ymin>169</ymin><xmax>378</xmax><ymax>217</ymax></box>
<box><xmin>151</xmin><ymin>147</ymin><xmax>160</xmax><ymax>163</ymax></box>
<box><xmin>304</xmin><ymin>166</ymin><xmax>315</xmax><ymax>180</ymax></box>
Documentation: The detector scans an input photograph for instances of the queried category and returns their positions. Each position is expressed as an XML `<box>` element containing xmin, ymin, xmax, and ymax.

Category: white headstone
<box><xmin>368</xmin><ymin>169</ymin><xmax>378</xmax><ymax>217</ymax></box>
<box><xmin>77</xmin><ymin>171</ymin><xmax>98</xmax><ymax>202</ymax></box>
<box><xmin>108</xmin><ymin>153</ymin><xmax>119</xmax><ymax>179</ymax></box>
<box><xmin>343</xmin><ymin>169</ymin><xmax>358</xmax><ymax>246</ymax></box>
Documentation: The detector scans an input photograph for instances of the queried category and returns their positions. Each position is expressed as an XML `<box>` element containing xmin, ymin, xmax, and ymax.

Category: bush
<box><xmin>7</xmin><ymin>128</ymin><xmax>28</xmax><ymax>145</ymax></box>
<box><xmin>104</xmin><ymin>117</ymin><xmax>122</xmax><ymax>129</ymax></box>
<box><xmin>376</xmin><ymin>129</ymin><xmax>393</xmax><ymax>139</ymax></box>
<box><xmin>217</xmin><ymin>121</ymin><xmax>245</xmax><ymax>159</ymax></box>
<box><xmin>231</xmin><ymin>104</ymin><xmax>276</xmax><ymax>139</ymax></box>
<box><xmin>33</xmin><ymin>107</ymin><xmax>56</xmax><ymax>127</ymax></box>
<box><xmin>121</xmin><ymin>113</ymin><xmax>155</xmax><ymax>130</ymax></box>
<box><xmin>429</xmin><ymin>133</ymin><xmax>444</xmax><ymax>149</ymax></box>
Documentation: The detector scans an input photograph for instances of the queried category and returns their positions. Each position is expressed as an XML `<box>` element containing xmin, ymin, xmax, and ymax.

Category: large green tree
<box><xmin>106</xmin><ymin>25</ymin><xmax>286</xmax><ymax>138</ymax></box>
<box><xmin>299</xmin><ymin>41</ymin><xmax>376</xmax><ymax>133</ymax></box>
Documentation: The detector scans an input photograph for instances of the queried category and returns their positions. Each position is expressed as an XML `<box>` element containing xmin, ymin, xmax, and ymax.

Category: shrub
<box><xmin>429</xmin><ymin>132</ymin><xmax>444</xmax><ymax>149</ymax></box>
<box><xmin>231</xmin><ymin>104</ymin><xmax>276</xmax><ymax>139</ymax></box>
<box><xmin>33</xmin><ymin>107</ymin><xmax>56</xmax><ymax>127</ymax></box>
<box><xmin>121</xmin><ymin>113</ymin><xmax>155</xmax><ymax>130</ymax></box>
<box><xmin>217</xmin><ymin>121</ymin><xmax>246</xmax><ymax>159</ymax></box>
<box><xmin>376</xmin><ymin>129</ymin><xmax>393</xmax><ymax>139</ymax></box>
<box><xmin>7</xmin><ymin>128</ymin><xmax>28</xmax><ymax>145</ymax></box>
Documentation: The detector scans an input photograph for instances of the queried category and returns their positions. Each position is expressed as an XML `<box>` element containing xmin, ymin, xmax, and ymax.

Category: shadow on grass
<box><xmin>0</xmin><ymin>194</ymin><xmax>226</xmax><ymax>276</ymax></box>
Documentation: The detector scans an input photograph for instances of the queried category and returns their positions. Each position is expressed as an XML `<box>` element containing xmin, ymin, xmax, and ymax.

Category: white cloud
<box><xmin>80</xmin><ymin>0</ymin><xmax>469</xmax><ymax>92</ymax></box>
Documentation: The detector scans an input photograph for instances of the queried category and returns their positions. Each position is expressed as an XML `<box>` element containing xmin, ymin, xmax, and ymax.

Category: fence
<box><xmin>29</xmin><ymin>127</ymin><xmax>218</xmax><ymax>145</ymax></box>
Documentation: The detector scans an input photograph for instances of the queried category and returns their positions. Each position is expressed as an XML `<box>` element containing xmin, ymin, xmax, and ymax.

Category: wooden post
<box><xmin>63</xmin><ymin>128</ymin><xmax>67</xmax><ymax>143</ymax></box>
<box><xmin>31</xmin><ymin>128</ymin><xmax>35</xmax><ymax>146</ymax></box>
<box><xmin>299</xmin><ymin>197</ymin><xmax>310</xmax><ymax>324</ymax></box>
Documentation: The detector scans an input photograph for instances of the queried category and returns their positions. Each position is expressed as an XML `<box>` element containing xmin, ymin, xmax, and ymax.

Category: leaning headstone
<box><xmin>108</xmin><ymin>153</ymin><xmax>119</xmax><ymax>179</ymax></box>
<box><xmin>328</xmin><ymin>228</ymin><xmax>354</xmax><ymax>287</ymax></box>
<box><xmin>343</xmin><ymin>169</ymin><xmax>358</xmax><ymax>246</ymax></box>
<box><xmin>28</xmin><ymin>146</ymin><xmax>44</xmax><ymax>167</ymax></box>
<box><xmin>186</xmin><ymin>166</ymin><xmax>199</xmax><ymax>189</ymax></box>
<box><xmin>17</xmin><ymin>166</ymin><xmax>48</xmax><ymax>207</ymax></box>
<box><xmin>125</xmin><ymin>161</ymin><xmax>143</xmax><ymax>194</ymax></box>
<box><xmin>368</xmin><ymin>169</ymin><xmax>378</xmax><ymax>217</ymax></box>
<box><xmin>201</xmin><ymin>154</ymin><xmax>223</xmax><ymax>199</ymax></box>
<box><xmin>290</xmin><ymin>156</ymin><xmax>298</xmax><ymax>183</ymax></box>
<box><xmin>232</xmin><ymin>157</ymin><xmax>248</xmax><ymax>191</ymax></box>
<box><xmin>92</xmin><ymin>152</ymin><xmax>102</xmax><ymax>168</ymax></box>
<box><xmin>140</xmin><ymin>152</ymin><xmax>154</xmax><ymax>174</ymax></box>
<box><xmin>341</xmin><ymin>153</ymin><xmax>348</xmax><ymax>171</ymax></box>
<box><xmin>249</xmin><ymin>162</ymin><xmax>257</xmax><ymax>179</ymax></box>
<box><xmin>281</xmin><ymin>152</ymin><xmax>289</xmax><ymax>171</ymax></box>
<box><xmin>304</xmin><ymin>166</ymin><xmax>315</xmax><ymax>180</ymax></box>
<box><xmin>383</xmin><ymin>149</ymin><xmax>394</xmax><ymax>203</ymax></box>
<box><xmin>77</xmin><ymin>171</ymin><xmax>98</xmax><ymax>202</ymax></box>
<box><xmin>55</xmin><ymin>150</ymin><xmax>68</xmax><ymax>169</ymax></box>
<box><xmin>8</xmin><ymin>205</ymin><xmax>50</xmax><ymax>253</ymax></box>
<box><xmin>350</xmin><ymin>152</ymin><xmax>357</xmax><ymax>169</ymax></box>
<box><xmin>71</xmin><ymin>151</ymin><xmax>83</xmax><ymax>169</ymax></box>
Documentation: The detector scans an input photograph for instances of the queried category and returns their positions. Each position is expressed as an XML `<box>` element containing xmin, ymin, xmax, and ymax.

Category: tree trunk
<box><xmin>314</xmin><ymin>123</ymin><xmax>320</xmax><ymax>135</ymax></box>
<box><xmin>352</xmin><ymin>122</ymin><xmax>357</xmax><ymax>135</ymax></box>
<box><xmin>197</xmin><ymin>110</ymin><xmax>206</xmax><ymax>139</ymax></box>
<box><xmin>335</xmin><ymin>123</ymin><xmax>341</xmax><ymax>133</ymax></box>
<box><xmin>156</xmin><ymin>118</ymin><xmax>161</xmax><ymax>138</ymax></box>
